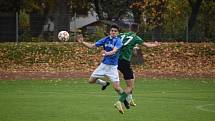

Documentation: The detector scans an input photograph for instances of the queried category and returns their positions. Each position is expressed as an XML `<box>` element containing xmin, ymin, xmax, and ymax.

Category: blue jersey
<box><xmin>95</xmin><ymin>36</ymin><xmax>122</xmax><ymax>65</ymax></box>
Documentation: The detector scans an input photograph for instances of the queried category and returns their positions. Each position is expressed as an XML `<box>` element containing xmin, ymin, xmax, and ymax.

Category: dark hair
<box><xmin>110</xmin><ymin>24</ymin><xmax>120</xmax><ymax>31</ymax></box>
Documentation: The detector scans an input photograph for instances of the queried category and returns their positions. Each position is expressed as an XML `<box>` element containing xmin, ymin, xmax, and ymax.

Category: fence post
<box><xmin>186</xmin><ymin>13</ymin><xmax>189</xmax><ymax>42</ymax></box>
<box><xmin>16</xmin><ymin>12</ymin><xmax>19</xmax><ymax>44</ymax></box>
<box><xmin>73</xmin><ymin>12</ymin><xmax>77</xmax><ymax>42</ymax></box>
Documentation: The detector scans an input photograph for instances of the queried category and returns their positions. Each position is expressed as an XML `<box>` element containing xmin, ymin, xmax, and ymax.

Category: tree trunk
<box><xmin>93</xmin><ymin>0</ymin><xmax>104</xmax><ymax>20</ymax></box>
<box><xmin>188</xmin><ymin>0</ymin><xmax>203</xmax><ymax>32</ymax></box>
<box><xmin>132</xmin><ymin>8</ymin><xmax>141</xmax><ymax>26</ymax></box>
<box><xmin>30</xmin><ymin>13</ymin><xmax>45</xmax><ymax>37</ymax></box>
<box><xmin>54</xmin><ymin>0</ymin><xmax>70</xmax><ymax>39</ymax></box>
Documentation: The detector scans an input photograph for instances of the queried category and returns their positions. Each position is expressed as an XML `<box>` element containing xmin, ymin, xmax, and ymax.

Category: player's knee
<box><xmin>126</xmin><ymin>80</ymin><xmax>134</xmax><ymax>88</ymax></box>
<box><xmin>88</xmin><ymin>77</ymin><xmax>96</xmax><ymax>84</ymax></box>
<box><xmin>114</xmin><ymin>87</ymin><xmax>121</xmax><ymax>92</ymax></box>
<box><xmin>88</xmin><ymin>79</ymin><xmax>93</xmax><ymax>84</ymax></box>
<box><xmin>129</xmin><ymin>83</ymin><xmax>134</xmax><ymax>89</ymax></box>
<box><xmin>113</xmin><ymin>85</ymin><xmax>118</xmax><ymax>90</ymax></box>
<box><xmin>112</xmin><ymin>82</ymin><xmax>121</xmax><ymax>92</ymax></box>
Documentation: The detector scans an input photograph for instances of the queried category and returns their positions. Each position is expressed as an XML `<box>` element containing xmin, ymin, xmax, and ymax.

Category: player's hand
<box><xmin>101</xmin><ymin>50</ymin><xmax>106</xmax><ymax>56</ymax></box>
<box><xmin>76</xmin><ymin>34</ymin><xmax>84</xmax><ymax>43</ymax></box>
<box><xmin>154</xmin><ymin>41</ymin><xmax>161</xmax><ymax>46</ymax></box>
<box><xmin>134</xmin><ymin>44</ymin><xmax>140</xmax><ymax>50</ymax></box>
<box><xmin>101</xmin><ymin>50</ymin><xmax>114</xmax><ymax>56</ymax></box>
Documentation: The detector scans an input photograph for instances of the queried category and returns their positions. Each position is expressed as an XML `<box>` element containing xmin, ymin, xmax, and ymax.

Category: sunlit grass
<box><xmin>0</xmin><ymin>78</ymin><xmax>215</xmax><ymax>121</ymax></box>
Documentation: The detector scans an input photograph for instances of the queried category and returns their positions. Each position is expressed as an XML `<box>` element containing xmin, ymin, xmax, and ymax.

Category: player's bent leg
<box><xmin>114</xmin><ymin>101</ymin><xmax>124</xmax><ymax>114</ymax></box>
<box><xmin>130</xmin><ymin>98</ymin><xmax>137</xmax><ymax>107</ymax></box>
<box><xmin>112</xmin><ymin>81</ymin><xmax>123</xmax><ymax>94</ymax></box>
<box><xmin>124</xmin><ymin>79</ymin><xmax>133</xmax><ymax>94</ymax></box>
<box><xmin>112</xmin><ymin>82</ymin><xmax>127</xmax><ymax>102</ymax></box>
<box><xmin>101</xmin><ymin>81</ymin><xmax>110</xmax><ymax>90</ymax></box>
<box><xmin>88</xmin><ymin>76</ymin><xmax>98</xmax><ymax>84</ymax></box>
<box><xmin>123</xmin><ymin>79</ymin><xmax>133</xmax><ymax>109</ymax></box>
<box><xmin>126</xmin><ymin>91</ymin><xmax>137</xmax><ymax>106</ymax></box>
<box><xmin>112</xmin><ymin>82</ymin><xmax>126</xmax><ymax>114</ymax></box>
<box><xmin>123</xmin><ymin>99</ymin><xmax>130</xmax><ymax>109</ymax></box>
<box><xmin>113</xmin><ymin>83</ymin><xmax>129</xmax><ymax>109</ymax></box>
<box><xmin>125</xmin><ymin>79</ymin><xmax>137</xmax><ymax>107</ymax></box>
<box><xmin>89</xmin><ymin>77</ymin><xmax>110</xmax><ymax>90</ymax></box>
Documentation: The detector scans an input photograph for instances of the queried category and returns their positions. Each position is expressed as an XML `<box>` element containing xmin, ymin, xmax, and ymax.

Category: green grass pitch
<box><xmin>0</xmin><ymin>78</ymin><xmax>215</xmax><ymax>121</ymax></box>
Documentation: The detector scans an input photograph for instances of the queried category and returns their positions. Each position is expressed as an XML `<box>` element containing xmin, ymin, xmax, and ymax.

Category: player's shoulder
<box><xmin>101</xmin><ymin>36</ymin><xmax>112</xmax><ymax>41</ymax></box>
<box><xmin>119</xmin><ymin>32</ymin><xmax>134</xmax><ymax>35</ymax></box>
<box><xmin>118</xmin><ymin>33</ymin><xmax>124</xmax><ymax>36</ymax></box>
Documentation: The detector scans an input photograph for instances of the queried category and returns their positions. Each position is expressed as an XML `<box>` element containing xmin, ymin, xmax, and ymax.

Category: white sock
<box><xmin>95</xmin><ymin>79</ymin><xmax>106</xmax><ymax>86</ymax></box>
<box><xmin>126</xmin><ymin>94</ymin><xmax>133</xmax><ymax>103</ymax></box>
<box><xmin>118</xmin><ymin>88</ymin><xmax>124</xmax><ymax>95</ymax></box>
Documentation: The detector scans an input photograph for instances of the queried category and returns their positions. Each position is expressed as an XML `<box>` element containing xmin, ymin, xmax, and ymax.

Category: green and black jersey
<box><xmin>118</xmin><ymin>32</ymin><xmax>143</xmax><ymax>61</ymax></box>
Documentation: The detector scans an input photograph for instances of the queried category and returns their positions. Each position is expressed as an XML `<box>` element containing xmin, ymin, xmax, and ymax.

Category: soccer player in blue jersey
<box><xmin>76</xmin><ymin>25</ymin><xmax>127</xmax><ymax>114</ymax></box>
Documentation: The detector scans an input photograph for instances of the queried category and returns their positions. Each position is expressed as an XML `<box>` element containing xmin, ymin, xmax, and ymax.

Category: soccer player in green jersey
<box><xmin>117</xmin><ymin>31</ymin><xmax>160</xmax><ymax>109</ymax></box>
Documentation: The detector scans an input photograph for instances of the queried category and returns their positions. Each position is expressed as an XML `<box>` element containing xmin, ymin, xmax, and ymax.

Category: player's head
<box><xmin>109</xmin><ymin>25</ymin><xmax>120</xmax><ymax>37</ymax></box>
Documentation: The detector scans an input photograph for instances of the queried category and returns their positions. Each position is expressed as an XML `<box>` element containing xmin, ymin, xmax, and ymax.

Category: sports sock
<box><xmin>126</xmin><ymin>94</ymin><xmax>133</xmax><ymax>103</ymax></box>
<box><xmin>95</xmin><ymin>79</ymin><xmax>106</xmax><ymax>86</ymax></box>
<box><xmin>119</xmin><ymin>92</ymin><xmax>127</xmax><ymax>103</ymax></box>
<box><xmin>119</xmin><ymin>88</ymin><xmax>124</xmax><ymax>94</ymax></box>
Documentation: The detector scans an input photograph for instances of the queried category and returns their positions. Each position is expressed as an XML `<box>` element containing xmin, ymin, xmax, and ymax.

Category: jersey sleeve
<box><xmin>114</xmin><ymin>38</ymin><xmax>123</xmax><ymax>49</ymax></box>
<box><xmin>95</xmin><ymin>36</ymin><xmax>108</xmax><ymax>47</ymax></box>
<box><xmin>136</xmin><ymin>35</ymin><xmax>144</xmax><ymax>44</ymax></box>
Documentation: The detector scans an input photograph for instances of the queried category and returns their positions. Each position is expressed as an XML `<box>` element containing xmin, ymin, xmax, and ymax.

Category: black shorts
<box><xmin>118</xmin><ymin>59</ymin><xmax>134</xmax><ymax>80</ymax></box>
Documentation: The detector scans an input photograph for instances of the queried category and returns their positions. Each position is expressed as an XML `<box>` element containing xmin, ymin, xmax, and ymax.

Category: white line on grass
<box><xmin>196</xmin><ymin>104</ymin><xmax>215</xmax><ymax>113</ymax></box>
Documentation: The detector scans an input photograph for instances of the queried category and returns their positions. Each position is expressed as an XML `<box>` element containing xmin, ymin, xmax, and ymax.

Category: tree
<box><xmin>92</xmin><ymin>0</ymin><xmax>132</xmax><ymax>20</ymax></box>
<box><xmin>131</xmin><ymin>0</ymin><xmax>167</xmax><ymax>40</ymax></box>
<box><xmin>163</xmin><ymin>0</ymin><xmax>189</xmax><ymax>33</ymax></box>
<box><xmin>20</xmin><ymin>0</ymin><xmax>91</xmax><ymax>36</ymax></box>
<box><xmin>188</xmin><ymin>0</ymin><xmax>203</xmax><ymax>32</ymax></box>
<box><xmin>200</xmin><ymin>0</ymin><xmax>215</xmax><ymax>39</ymax></box>
<box><xmin>0</xmin><ymin>0</ymin><xmax>17</xmax><ymax>13</ymax></box>
<box><xmin>92</xmin><ymin>0</ymin><xmax>104</xmax><ymax>19</ymax></box>
<box><xmin>69</xmin><ymin>0</ymin><xmax>92</xmax><ymax>16</ymax></box>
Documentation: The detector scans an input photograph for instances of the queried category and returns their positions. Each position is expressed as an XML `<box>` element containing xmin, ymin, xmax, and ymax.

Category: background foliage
<box><xmin>0</xmin><ymin>0</ymin><xmax>214</xmax><ymax>41</ymax></box>
<box><xmin>0</xmin><ymin>42</ymin><xmax>214</xmax><ymax>73</ymax></box>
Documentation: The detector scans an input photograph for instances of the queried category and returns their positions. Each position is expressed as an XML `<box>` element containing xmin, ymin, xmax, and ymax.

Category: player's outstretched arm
<box><xmin>143</xmin><ymin>41</ymin><xmax>160</xmax><ymax>47</ymax></box>
<box><xmin>76</xmin><ymin>34</ymin><xmax>96</xmax><ymax>48</ymax></box>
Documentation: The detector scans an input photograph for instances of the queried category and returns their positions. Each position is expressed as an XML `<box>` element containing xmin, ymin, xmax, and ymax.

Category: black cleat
<box><xmin>101</xmin><ymin>82</ymin><xmax>110</xmax><ymax>90</ymax></box>
<box><xmin>123</xmin><ymin>99</ymin><xmax>130</xmax><ymax>109</ymax></box>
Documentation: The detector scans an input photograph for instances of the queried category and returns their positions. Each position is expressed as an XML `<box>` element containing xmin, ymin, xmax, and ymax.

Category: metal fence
<box><xmin>0</xmin><ymin>14</ymin><xmax>214</xmax><ymax>43</ymax></box>
<box><xmin>139</xmin><ymin>32</ymin><xmax>209</xmax><ymax>42</ymax></box>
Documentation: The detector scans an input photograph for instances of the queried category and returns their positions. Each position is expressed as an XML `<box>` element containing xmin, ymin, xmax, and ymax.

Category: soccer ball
<box><xmin>58</xmin><ymin>31</ymin><xmax>69</xmax><ymax>41</ymax></box>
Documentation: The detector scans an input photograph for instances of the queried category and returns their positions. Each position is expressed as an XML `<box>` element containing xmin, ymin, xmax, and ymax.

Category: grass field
<box><xmin>0</xmin><ymin>78</ymin><xmax>215</xmax><ymax>121</ymax></box>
